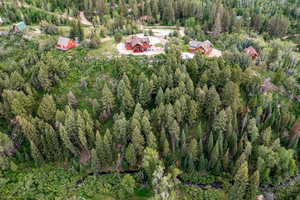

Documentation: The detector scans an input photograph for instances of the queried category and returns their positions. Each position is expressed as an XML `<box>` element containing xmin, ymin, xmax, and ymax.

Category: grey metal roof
<box><xmin>189</xmin><ymin>40</ymin><xmax>212</xmax><ymax>49</ymax></box>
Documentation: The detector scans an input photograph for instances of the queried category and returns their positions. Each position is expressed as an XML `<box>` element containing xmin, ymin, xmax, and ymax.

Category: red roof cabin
<box><xmin>189</xmin><ymin>40</ymin><xmax>213</xmax><ymax>55</ymax></box>
<box><xmin>244</xmin><ymin>46</ymin><xmax>259</xmax><ymax>60</ymax></box>
<box><xmin>125</xmin><ymin>36</ymin><xmax>150</xmax><ymax>53</ymax></box>
<box><xmin>56</xmin><ymin>36</ymin><xmax>76</xmax><ymax>51</ymax></box>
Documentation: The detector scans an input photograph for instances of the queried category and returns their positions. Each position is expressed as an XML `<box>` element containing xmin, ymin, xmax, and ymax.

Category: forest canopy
<box><xmin>0</xmin><ymin>0</ymin><xmax>300</xmax><ymax>199</ymax></box>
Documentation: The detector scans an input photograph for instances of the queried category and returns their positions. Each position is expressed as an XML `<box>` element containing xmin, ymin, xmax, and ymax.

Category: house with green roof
<box><xmin>12</xmin><ymin>22</ymin><xmax>27</xmax><ymax>32</ymax></box>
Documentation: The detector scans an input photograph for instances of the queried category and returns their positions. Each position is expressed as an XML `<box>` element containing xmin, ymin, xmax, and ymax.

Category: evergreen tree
<box><xmin>67</xmin><ymin>91</ymin><xmax>77</xmax><ymax>108</ymax></box>
<box><xmin>100</xmin><ymin>83</ymin><xmax>115</xmax><ymax>120</ymax></box>
<box><xmin>59</xmin><ymin>125</ymin><xmax>77</xmax><ymax>155</ymax></box>
<box><xmin>70</xmin><ymin>19</ymin><xmax>84</xmax><ymax>41</ymax></box>
<box><xmin>142</xmin><ymin>147</ymin><xmax>163</xmax><ymax>182</ymax></box>
<box><xmin>223</xmin><ymin>149</ymin><xmax>230</xmax><ymax>171</ymax></box>
<box><xmin>208</xmin><ymin>133</ymin><xmax>214</xmax><ymax>154</ymax></box>
<box><xmin>213</xmin><ymin>12</ymin><xmax>222</xmax><ymax>35</ymax></box>
<box><xmin>132</xmin><ymin>0</ymin><xmax>139</xmax><ymax>19</ymax></box>
<box><xmin>125</xmin><ymin>143</ymin><xmax>137</xmax><ymax>167</ymax></box>
<box><xmin>132</xmin><ymin>126</ymin><xmax>145</xmax><ymax>157</ymax></box>
<box><xmin>206</xmin><ymin>86</ymin><xmax>221</xmax><ymax>118</ymax></box>
<box><xmin>188</xmin><ymin>100</ymin><xmax>197</xmax><ymax>125</ymax></box>
<box><xmin>188</xmin><ymin>139</ymin><xmax>198</xmax><ymax>159</ymax></box>
<box><xmin>267</xmin><ymin>15</ymin><xmax>290</xmax><ymax>37</ymax></box>
<box><xmin>246</xmin><ymin>118</ymin><xmax>259</xmax><ymax>142</ymax></box>
<box><xmin>180</xmin><ymin>130</ymin><xmax>187</xmax><ymax>155</ymax></box>
<box><xmin>123</xmin><ymin>87</ymin><xmax>135</xmax><ymax>113</ymax></box>
<box><xmin>222</xmin><ymin>81</ymin><xmax>241</xmax><ymax>112</ymax></box>
<box><xmin>262</xmin><ymin>127</ymin><xmax>272</xmax><ymax>146</ymax></box>
<box><xmin>113</xmin><ymin>115</ymin><xmax>128</xmax><ymax>146</ymax></box>
<box><xmin>95</xmin><ymin>131</ymin><xmax>105</xmax><ymax>161</ymax></box>
<box><xmin>209</xmin><ymin>141</ymin><xmax>219</xmax><ymax>170</ymax></box>
<box><xmin>212</xmin><ymin>110</ymin><xmax>227</xmax><ymax>135</ymax></box>
<box><xmin>91</xmin><ymin>148</ymin><xmax>100</xmax><ymax>172</ymax></box>
<box><xmin>229</xmin><ymin>161</ymin><xmax>249</xmax><ymax>200</ymax></box>
<box><xmin>247</xmin><ymin>170</ymin><xmax>260</xmax><ymax>200</ymax></box>
<box><xmin>103</xmin><ymin>129</ymin><xmax>113</xmax><ymax>166</ymax></box>
<box><xmin>155</xmin><ymin>87</ymin><xmax>165</xmax><ymax>106</ymax></box>
<box><xmin>146</xmin><ymin>131</ymin><xmax>158</xmax><ymax>150</ymax></box>
<box><xmin>44</xmin><ymin>122</ymin><xmax>61</xmax><ymax>160</ymax></box>
<box><xmin>162</xmin><ymin>0</ymin><xmax>175</xmax><ymax>25</ymax></box>
<box><xmin>30</xmin><ymin>141</ymin><xmax>44</xmax><ymax>164</ymax></box>
<box><xmin>162</xmin><ymin>139</ymin><xmax>171</xmax><ymax>158</ymax></box>
<box><xmin>169</xmin><ymin>119</ymin><xmax>180</xmax><ymax>153</ymax></box>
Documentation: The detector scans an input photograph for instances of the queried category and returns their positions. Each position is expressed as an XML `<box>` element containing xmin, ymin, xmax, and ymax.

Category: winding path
<box><xmin>262</xmin><ymin>173</ymin><xmax>300</xmax><ymax>192</ymax></box>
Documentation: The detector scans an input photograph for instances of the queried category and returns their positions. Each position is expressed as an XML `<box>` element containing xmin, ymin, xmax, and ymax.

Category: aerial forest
<box><xmin>0</xmin><ymin>0</ymin><xmax>300</xmax><ymax>199</ymax></box>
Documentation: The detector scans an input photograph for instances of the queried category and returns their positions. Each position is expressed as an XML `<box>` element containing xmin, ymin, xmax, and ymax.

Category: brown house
<box><xmin>244</xmin><ymin>46</ymin><xmax>259</xmax><ymax>60</ymax></box>
<box><xmin>189</xmin><ymin>40</ymin><xmax>213</xmax><ymax>55</ymax></box>
<box><xmin>125</xmin><ymin>36</ymin><xmax>151</xmax><ymax>53</ymax></box>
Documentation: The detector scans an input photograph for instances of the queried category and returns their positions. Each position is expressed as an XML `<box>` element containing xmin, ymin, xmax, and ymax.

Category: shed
<box><xmin>181</xmin><ymin>52</ymin><xmax>195</xmax><ymax>60</ymax></box>
<box><xmin>244</xmin><ymin>46</ymin><xmax>259</xmax><ymax>60</ymax></box>
<box><xmin>55</xmin><ymin>37</ymin><xmax>76</xmax><ymax>50</ymax></box>
<box><xmin>189</xmin><ymin>40</ymin><xmax>213</xmax><ymax>55</ymax></box>
<box><xmin>12</xmin><ymin>22</ymin><xmax>26</xmax><ymax>32</ymax></box>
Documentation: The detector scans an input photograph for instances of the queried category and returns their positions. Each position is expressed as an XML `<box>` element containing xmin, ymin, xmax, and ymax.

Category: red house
<box><xmin>189</xmin><ymin>40</ymin><xmax>213</xmax><ymax>55</ymax></box>
<box><xmin>125</xmin><ymin>36</ymin><xmax>150</xmax><ymax>53</ymax></box>
<box><xmin>56</xmin><ymin>36</ymin><xmax>76</xmax><ymax>51</ymax></box>
<box><xmin>244</xmin><ymin>46</ymin><xmax>259</xmax><ymax>60</ymax></box>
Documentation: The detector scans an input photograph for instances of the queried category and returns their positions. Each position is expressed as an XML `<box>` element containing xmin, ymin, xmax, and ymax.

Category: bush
<box><xmin>38</xmin><ymin>38</ymin><xmax>57</xmax><ymax>52</ymax></box>
<box><xmin>114</xmin><ymin>33</ymin><xmax>123</xmax><ymax>43</ymax></box>
<box><xmin>117</xmin><ymin>175</ymin><xmax>136</xmax><ymax>199</ymax></box>
<box><xmin>149</xmin><ymin>29</ymin><xmax>154</xmax><ymax>36</ymax></box>
<box><xmin>40</xmin><ymin>21</ymin><xmax>59</xmax><ymax>35</ymax></box>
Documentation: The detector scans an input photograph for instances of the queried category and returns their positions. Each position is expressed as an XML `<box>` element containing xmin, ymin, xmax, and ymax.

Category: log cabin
<box><xmin>189</xmin><ymin>40</ymin><xmax>213</xmax><ymax>55</ymax></box>
<box><xmin>125</xmin><ymin>36</ymin><xmax>151</xmax><ymax>53</ymax></box>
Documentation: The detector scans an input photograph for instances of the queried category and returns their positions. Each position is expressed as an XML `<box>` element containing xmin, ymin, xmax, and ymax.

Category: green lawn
<box><xmin>88</xmin><ymin>39</ymin><xmax>118</xmax><ymax>57</ymax></box>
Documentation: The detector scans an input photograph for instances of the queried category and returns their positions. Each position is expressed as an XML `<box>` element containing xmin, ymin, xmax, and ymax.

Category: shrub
<box><xmin>40</xmin><ymin>21</ymin><xmax>59</xmax><ymax>35</ymax></box>
<box><xmin>149</xmin><ymin>29</ymin><xmax>154</xmax><ymax>36</ymax></box>
<box><xmin>114</xmin><ymin>33</ymin><xmax>123</xmax><ymax>43</ymax></box>
<box><xmin>38</xmin><ymin>38</ymin><xmax>57</xmax><ymax>52</ymax></box>
<box><xmin>117</xmin><ymin>175</ymin><xmax>136</xmax><ymax>199</ymax></box>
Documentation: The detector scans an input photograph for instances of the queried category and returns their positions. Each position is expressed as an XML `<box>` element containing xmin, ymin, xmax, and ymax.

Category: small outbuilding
<box><xmin>181</xmin><ymin>52</ymin><xmax>195</xmax><ymax>60</ymax></box>
<box><xmin>12</xmin><ymin>21</ymin><xmax>27</xmax><ymax>32</ymax></box>
<box><xmin>189</xmin><ymin>40</ymin><xmax>213</xmax><ymax>55</ymax></box>
<box><xmin>55</xmin><ymin>36</ymin><xmax>76</xmax><ymax>50</ymax></box>
<box><xmin>125</xmin><ymin>36</ymin><xmax>151</xmax><ymax>53</ymax></box>
<box><xmin>0</xmin><ymin>17</ymin><xmax>3</xmax><ymax>25</ymax></box>
<box><xmin>244</xmin><ymin>46</ymin><xmax>259</xmax><ymax>60</ymax></box>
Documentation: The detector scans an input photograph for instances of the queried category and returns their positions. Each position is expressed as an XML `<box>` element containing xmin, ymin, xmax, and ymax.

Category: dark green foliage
<box><xmin>114</xmin><ymin>32</ymin><xmax>123</xmax><ymax>43</ymax></box>
<box><xmin>69</xmin><ymin>19</ymin><xmax>84</xmax><ymax>41</ymax></box>
<box><xmin>0</xmin><ymin>3</ymin><xmax>299</xmax><ymax>197</ymax></box>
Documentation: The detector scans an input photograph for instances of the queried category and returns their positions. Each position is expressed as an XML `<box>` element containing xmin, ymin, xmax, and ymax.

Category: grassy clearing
<box><xmin>87</xmin><ymin>39</ymin><xmax>117</xmax><ymax>57</ymax></box>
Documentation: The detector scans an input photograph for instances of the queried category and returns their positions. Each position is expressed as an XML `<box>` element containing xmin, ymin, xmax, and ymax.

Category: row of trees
<box><xmin>1</xmin><ymin>0</ymin><xmax>298</xmax><ymax>38</ymax></box>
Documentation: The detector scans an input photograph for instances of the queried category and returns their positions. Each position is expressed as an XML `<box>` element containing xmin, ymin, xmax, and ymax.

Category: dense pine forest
<box><xmin>0</xmin><ymin>0</ymin><xmax>300</xmax><ymax>199</ymax></box>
